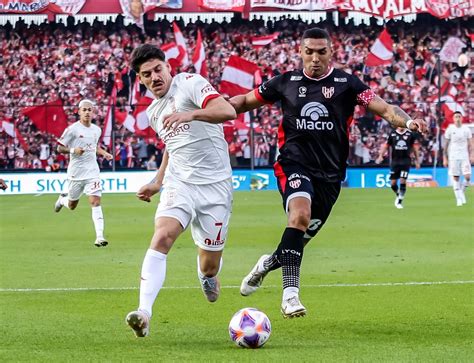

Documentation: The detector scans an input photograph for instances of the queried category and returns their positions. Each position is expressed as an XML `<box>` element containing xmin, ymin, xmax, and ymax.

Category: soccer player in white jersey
<box><xmin>125</xmin><ymin>44</ymin><xmax>236</xmax><ymax>338</ymax></box>
<box><xmin>54</xmin><ymin>99</ymin><xmax>113</xmax><ymax>246</ymax></box>
<box><xmin>443</xmin><ymin>111</ymin><xmax>472</xmax><ymax>206</ymax></box>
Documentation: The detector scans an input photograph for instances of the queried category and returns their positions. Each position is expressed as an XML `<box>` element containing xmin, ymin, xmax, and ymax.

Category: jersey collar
<box><xmin>303</xmin><ymin>67</ymin><xmax>334</xmax><ymax>81</ymax></box>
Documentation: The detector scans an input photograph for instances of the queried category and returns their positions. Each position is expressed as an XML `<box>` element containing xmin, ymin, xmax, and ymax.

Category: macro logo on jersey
<box><xmin>163</xmin><ymin>124</ymin><xmax>190</xmax><ymax>143</ymax></box>
<box><xmin>296</xmin><ymin>102</ymin><xmax>333</xmax><ymax>131</ymax></box>
<box><xmin>322</xmin><ymin>86</ymin><xmax>334</xmax><ymax>99</ymax></box>
<box><xmin>395</xmin><ymin>140</ymin><xmax>408</xmax><ymax>150</ymax></box>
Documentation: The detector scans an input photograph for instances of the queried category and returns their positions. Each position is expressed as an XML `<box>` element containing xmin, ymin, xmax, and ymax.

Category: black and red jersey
<box><xmin>256</xmin><ymin>67</ymin><xmax>374</xmax><ymax>182</ymax></box>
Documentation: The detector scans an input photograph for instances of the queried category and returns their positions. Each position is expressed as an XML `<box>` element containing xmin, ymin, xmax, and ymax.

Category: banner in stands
<box><xmin>250</xmin><ymin>0</ymin><xmax>337</xmax><ymax>10</ymax></box>
<box><xmin>119</xmin><ymin>0</ymin><xmax>182</xmax><ymax>28</ymax></box>
<box><xmin>0</xmin><ymin>168</ymin><xmax>451</xmax><ymax>195</ymax></box>
<box><xmin>198</xmin><ymin>0</ymin><xmax>245</xmax><ymax>12</ymax></box>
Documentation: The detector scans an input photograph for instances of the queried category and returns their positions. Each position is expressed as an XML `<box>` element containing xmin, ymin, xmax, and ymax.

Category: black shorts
<box><xmin>274</xmin><ymin>161</ymin><xmax>341</xmax><ymax>239</ymax></box>
<box><xmin>390</xmin><ymin>164</ymin><xmax>410</xmax><ymax>180</ymax></box>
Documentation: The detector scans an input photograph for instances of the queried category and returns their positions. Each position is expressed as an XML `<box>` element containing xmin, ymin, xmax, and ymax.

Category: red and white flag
<box><xmin>251</xmin><ymin>32</ymin><xmax>279</xmax><ymax>49</ymax></box>
<box><xmin>115</xmin><ymin>109</ymin><xmax>136</xmax><ymax>132</ymax></box>
<box><xmin>1</xmin><ymin>121</ymin><xmax>29</xmax><ymax>151</ymax></box>
<box><xmin>220</xmin><ymin>56</ymin><xmax>259</xmax><ymax>97</ymax></box>
<box><xmin>439</xmin><ymin>37</ymin><xmax>466</xmax><ymax>63</ymax></box>
<box><xmin>173</xmin><ymin>22</ymin><xmax>190</xmax><ymax>67</ymax></box>
<box><xmin>101</xmin><ymin>88</ymin><xmax>116</xmax><ymax>148</ymax></box>
<box><xmin>133</xmin><ymin>95</ymin><xmax>155</xmax><ymax>138</ymax></box>
<box><xmin>161</xmin><ymin>42</ymin><xmax>185</xmax><ymax>71</ymax></box>
<box><xmin>365</xmin><ymin>29</ymin><xmax>394</xmax><ymax>67</ymax></box>
<box><xmin>192</xmin><ymin>29</ymin><xmax>207</xmax><ymax>77</ymax></box>
<box><xmin>21</xmin><ymin>98</ymin><xmax>68</xmax><ymax>138</ymax></box>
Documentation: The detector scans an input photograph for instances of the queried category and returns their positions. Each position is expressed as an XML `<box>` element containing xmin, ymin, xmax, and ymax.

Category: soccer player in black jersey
<box><xmin>376</xmin><ymin>127</ymin><xmax>420</xmax><ymax>209</ymax></box>
<box><xmin>229</xmin><ymin>28</ymin><xmax>428</xmax><ymax>318</ymax></box>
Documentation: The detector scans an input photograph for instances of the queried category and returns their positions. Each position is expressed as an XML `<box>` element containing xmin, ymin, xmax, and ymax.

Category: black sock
<box><xmin>263</xmin><ymin>253</ymin><xmax>281</xmax><ymax>271</ymax></box>
<box><xmin>391</xmin><ymin>183</ymin><xmax>399</xmax><ymax>195</ymax></box>
<box><xmin>277</xmin><ymin>227</ymin><xmax>305</xmax><ymax>290</ymax></box>
<box><xmin>399</xmin><ymin>183</ymin><xmax>406</xmax><ymax>198</ymax></box>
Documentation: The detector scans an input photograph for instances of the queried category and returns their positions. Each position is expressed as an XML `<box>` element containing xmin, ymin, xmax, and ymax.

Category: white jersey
<box><xmin>58</xmin><ymin>121</ymin><xmax>102</xmax><ymax>180</ymax></box>
<box><xmin>147</xmin><ymin>73</ymin><xmax>232</xmax><ymax>184</ymax></box>
<box><xmin>445</xmin><ymin>124</ymin><xmax>472</xmax><ymax>160</ymax></box>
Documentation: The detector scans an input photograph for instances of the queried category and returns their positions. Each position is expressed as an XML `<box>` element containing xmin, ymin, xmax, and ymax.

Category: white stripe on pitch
<box><xmin>0</xmin><ymin>280</ymin><xmax>472</xmax><ymax>293</ymax></box>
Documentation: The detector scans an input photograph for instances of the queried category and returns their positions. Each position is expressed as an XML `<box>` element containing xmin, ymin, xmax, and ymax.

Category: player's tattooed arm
<box><xmin>57</xmin><ymin>145</ymin><xmax>84</xmax><ymax>155</ymax></box>
<box><xmin>367</xmin><ymin>96</ymin><xmax>428</xmax><ymax>133</ymax></box>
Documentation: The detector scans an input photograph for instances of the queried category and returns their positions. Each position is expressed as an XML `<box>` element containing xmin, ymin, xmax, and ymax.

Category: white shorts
<box><xmin>449</xmin><ymin>159</ymin><xmax>471</xmax><ymax>177</ymax></box>
<box><xmin>68</xmin><ymin>178</ymin><xmax>102</xmax><ymax>201</ymax></box>
<box><xmin>155</xmin><ymin>177</ymin><xmax>233</xmax><ymax>252</ymax></box>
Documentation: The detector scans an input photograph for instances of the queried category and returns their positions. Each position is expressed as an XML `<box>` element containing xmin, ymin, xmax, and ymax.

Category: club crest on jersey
<box><xmin>289</xmin><ymin>179</ymin><xmax>301</xmax><ymax>189</ymax></box>
<box><xmin>298</xmin><ymin>86</ymin><xmax>307</xmax><ymax>97</ymax></box>
<box><xmin>322</xmin><ymin>86</ymin><xmax>334</xmax><ymax>99</ymax></box>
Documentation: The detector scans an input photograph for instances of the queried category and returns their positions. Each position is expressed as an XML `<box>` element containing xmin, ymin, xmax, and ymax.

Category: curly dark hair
<box><xmin>130</xmin><ymin>44</ymin><xmax>166</xmax><ymax>73</ymax></box>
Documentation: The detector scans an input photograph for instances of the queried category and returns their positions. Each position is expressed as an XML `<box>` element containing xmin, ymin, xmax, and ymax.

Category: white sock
<box><xmin>462</xmin><ymin>180</ymin><xmax>470</xmax><ymax>192</ymax></box>
<box><xmin>139</xmin><ymin>249</ymin><xmax>167</xmax><ymax>317</ymax></box>
<box><xmin>91</xmin><ymin>206</ymin><xmax>104</xmax><ymax>239</ymax></box>
<box><xmin>283</xmin><ymin>286</ymin><xmax>299</xmax><ymax>301</ymax></box>
<box><xmin>60</xmin><ymin>196</ymin><xmax>70</xmax><ymax>209</ymax></box>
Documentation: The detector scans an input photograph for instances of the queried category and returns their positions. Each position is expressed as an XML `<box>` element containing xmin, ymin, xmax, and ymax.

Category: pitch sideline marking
<box><xmin>0</xmin><ymin>280</ymin><xmax>473</xmax><ymax>293</ymax></box>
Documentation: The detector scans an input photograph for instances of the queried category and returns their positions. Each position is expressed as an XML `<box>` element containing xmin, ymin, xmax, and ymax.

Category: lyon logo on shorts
<box><xmin>289</xmin><ymin>179</ymin><xmax>301</xmax><ymax>189</ymax></box>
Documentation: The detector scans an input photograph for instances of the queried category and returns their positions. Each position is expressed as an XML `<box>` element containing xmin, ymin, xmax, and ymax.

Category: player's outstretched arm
<box><xmin>229</xmin><ymin>90</ymin><xmax>266</xmax><ymax>114</ymax></box>
<box><xmin>163</xmin><ymin>97</ymin><xmax>236</xmax><ymax>130</ymax></box>
<box><xmin>97</xmin><ymin>146</ymin><xmax>113</xmax><ymax>161</ymax></box>
<box><xmin>0</xmin><ymin>179</ymin><xmax>7</xmax><ymax>190</ymax></box>
<box><xmin>375</xmin><ymin>144</ymin><xmax>388</xmax><ymax>164</ymax></box>
<box><xmin>443</xmin><ymin>139</ymin><xmax>450</xmax><ymax>167</ymax></box>
<box><xmin>367</xmin><ymin>96</ymin><xmax>428</xmax><ymax>134</ymax></box>
<box><xmin>136</xmin><ymin>149</ymin><xmax>168</xmax><ymax>203</ymax></box>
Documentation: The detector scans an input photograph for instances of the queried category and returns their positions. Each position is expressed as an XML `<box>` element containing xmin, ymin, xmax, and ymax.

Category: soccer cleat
<box><xmin>199</xmin><ymin>275</ymin><xmax>220</xmax><ymax>302</ymax></box>
<box><xmin>54</xmin><ymin>193</ymin><xmax>67</xmax><ymax>213</ymax></box>
<box><xmin>460</xmin><ymin>192</ymin><xmax>467</xmax><ymax>205</ymax></box>
<box><xmin>126</xmin><ymin>310</ymin><xmax>150</xmax><ymax>338</ymax></box>
<box><xmin>240</xmin><ymin>254</ymin><xmax>271</xmax><ymax>296</ymax></box>
<box><xmin>394</xmin><ymin>197</ymin><xmax>403</xmax><ymax>209</ymax></box>
<box><xmin>456</xmin><ymin>198</ymin><xmax>463</xmax><ymax>207</ymax></box>
<box><xmin>281</xmin><ymin>296</ymin><xmax>307</xmax><ymax>318</ymax></box>
<box><xmin>94</xmin><ymin>238</ymin><xmax>109</xmax><ymax>247</ymax></box>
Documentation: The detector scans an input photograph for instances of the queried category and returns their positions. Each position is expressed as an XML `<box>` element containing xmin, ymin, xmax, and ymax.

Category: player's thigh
<box><xmin>191</xmin><ymin>178</ymin><xmax>233</xmax><ymax>252</ymax></box>
<box><xmin>83</xmin><ymin>178</ymin><xmax>102</xmax><ymax>198</ymax></box>
<box><xmin>155</xmin><ymin>178</ymin><xmax>194</xmax><ymax>230</ymax></box>
<box><xmin>274</xmin><ymin>163</ymin><xmax>314</xmax><ymax>214</ymax></box>
<box><xmin>461</xmin><ymin>160</ymin><xmax>471</xmax><ymax>176</ymax></box>
<box><xmin>449</xmin><ymin>160</ymin><xmax>462</xmax><ymax>177</ymax></box>
<box><xmin>305</xmin><ymin>181</ymin><xmax>341</xmax><ymax>239</ymax></box>
<box><xmin>68</xmin><ymin>180</ymin><xmax>86</xmax><ymax>201</ymax></box>
<box><xmin>390</xmin><ymin>165</ymin><xmax>401</xmax><ymax>180</ymax></box>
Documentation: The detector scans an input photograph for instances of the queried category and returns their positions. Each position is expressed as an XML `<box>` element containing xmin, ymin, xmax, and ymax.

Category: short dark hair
<box><xmin>130</xmin><ymin>44</ymin><xmax>166</xmax><ymax>73</ymax></box>
<box><xmin>302</xmin><ymin>28</ymin><xmax>331</xmax><ymax>44</ymax></box>
<box><xmin>453</xmin><ymin>111</ymin><xmax>462</xmax><ymax>116</ymax></box>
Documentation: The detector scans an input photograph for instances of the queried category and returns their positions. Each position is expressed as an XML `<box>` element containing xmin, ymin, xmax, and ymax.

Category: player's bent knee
<box><xmin>150</xmin><ymin>230</ymin><xmax>176</xmax><ymax>253</ymax></box>
<box><xmin>288</xmin><ymin>210</ymin><xmax>311</xmax><ymax>230</ymax></box>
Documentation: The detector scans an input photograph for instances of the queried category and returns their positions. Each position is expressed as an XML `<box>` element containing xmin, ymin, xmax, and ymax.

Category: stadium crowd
<box><xmin>0</xmin><ymin>15</ymin><xmax>472</xmax><ymax>170</ymax></box>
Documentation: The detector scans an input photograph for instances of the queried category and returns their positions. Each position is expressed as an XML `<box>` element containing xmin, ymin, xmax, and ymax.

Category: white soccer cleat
<box><xmin>94</xmin><ymin>238</ymin><xmax>109</xmax><ymax>247</ymax></box>
<box><xmin>240</xmin><ymin>254</ymin><xmax>271</xmax><ymax>296</ymax></box>
<box><xmin>394</xmin><ymin>197</ymin><xmax>403</xmax><ymax>209</ymax></box>
<box><xmin>54</xmin><ymin>193</ymin><xmax>67</xmax><ymax>213</ymax></box>
<box><xmin>456</xmin><ymin>198</ymin><xmax>463</xmax><ymax>207</ymax></box>
<box><xmin>126</xmin><ymin>310</ymin><xmax>150</xmax><ymax>338</ymax></box>
<box><xmin>281</xmin><ymin>295</ymin><xmax>307</xmax><ymax>318</ymax></box>
<box><xmin>199</xmin><ymin>275</ymin><xmax>220</xmax><ymax>303</ymax></box>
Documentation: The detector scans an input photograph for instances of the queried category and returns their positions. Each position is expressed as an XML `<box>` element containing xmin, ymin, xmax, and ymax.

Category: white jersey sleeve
<box><xmin>185</xmin><ymin>74</ymin><xmax>221</xmax><ymax>109</ymax></box>
<box><xmin>58</xmin><ymin>126</ymin><xmax>75</xmax><ymax>147</ymax></box>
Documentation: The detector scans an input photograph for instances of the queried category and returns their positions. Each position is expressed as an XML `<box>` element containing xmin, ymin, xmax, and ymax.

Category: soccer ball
<box><xmin>228</xmin><ymin>307</ymin><xmax>271</xmax><ymax>348</ymax></box>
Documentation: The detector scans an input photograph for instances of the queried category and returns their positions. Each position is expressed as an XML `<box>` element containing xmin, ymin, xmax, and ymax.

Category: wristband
<box><xmin>70</xmin><ymin>148</ymin><xmax>75</xmax><ymax>154</ymax></box>
<box><xmin>406</xmin><ymin>119</ymin><xmax>414</xmax><ymax>129</ymax></box>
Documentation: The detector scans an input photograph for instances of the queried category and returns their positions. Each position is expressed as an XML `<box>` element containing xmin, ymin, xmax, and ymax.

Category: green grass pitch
<box><xmin>0</xmin><ymin>188</ymin><xmax>473</xmax><ymax>362</ymax></box>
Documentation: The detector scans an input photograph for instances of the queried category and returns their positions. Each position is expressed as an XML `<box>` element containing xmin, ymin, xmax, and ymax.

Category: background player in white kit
<box><xmin>443</xmin><ymin>111</ymin><xmax>472</xmax><ymax>206</ymax></box>
<box><xmin>125</xmin><ymin>44</ymin><xmax>236</xmax><ymax>338</ymax></box>
<box><xmin>54</xmin><ymin>99</ymin><xmax>113</xmax><ymax>246</ymax></box>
